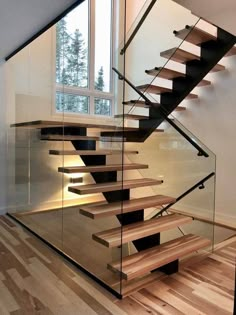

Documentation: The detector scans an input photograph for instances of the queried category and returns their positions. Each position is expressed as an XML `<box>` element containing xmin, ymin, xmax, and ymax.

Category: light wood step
<box><xmin>225</xmin><ymin>46</ymin><xmax>236</xmax><ymax>57</ymax></box>
<box><xmin>115</xmin><ymin>114</ymin><xmax>149</xmax><ymax>120</ymax></box>
<box><xmin>174</xmin><ymin>106</ymin><xmax>186</xmax><ymax>112</ymax></box>
<box><xmin>160</xmin><ymin>47</ymin><xmax>200</xmax><ymax>64</ymax></box>
<box><xmin>145</xmin><ymin>67</ymin><xmax>185</xmax><ymax>80</ymax></box>
<box><xmin>175</xmin><ymin>26</ymin><xmax>236</xmax><ymax>57</ymax></box>
<box><xmin>145</xmin><ymin>67</ymin><xmax>211</xmax><ymax>87</ymax></box>
<box><xmin>41</xmin><ymin>135</ymin><xmax>99</xmax><ymax>141</ymax></box>
<box><xmin>93</xmin><ymin>214</ymin><xmax>192</xmax><ymax>247</ymax></box>
<box><xmin>174</xmin><ymin>26</ymin><xmax>216</xmax><ymax>46</ymax></box>
<box><xmin>123</xmin><ymin>98</ymin><xmax>184</xmax><ymax>112</ymax></box>
<box><xmin>10</xmin><ymin>120</ymin><xmax>138</xmax><ymax>130</ymax></box>
<box><xmin>49</xmin><ymin>150</ymin><xmax>138</xmax><ymax>156</ymax></box>
<box><xmin>160</xmin><ymin>47</ymin><xmax>225</xmax><ymax>72</ymax></box>
<box><xmin>137</xmin><ymin>84</ymin><xmax>172</xmax><ymax>94</ymax></box>
<box><xmin>80</xmin><ymin>195</ymin><xmax>176</xmax><ymax>219</ymax></box>
<box><xmin>137</xmin><ymin>84</ymin><xmax>198</xmax><ymax>100</ymax></box>
<box><xmin>68</xmin><ymin>178</ymin><xmax>163</xmax><ymax>195</ymax></box>
<box><xmin>108</xmin><ymin>234</ymin><xmax>211</xmax><ymax>280</ymax></box>
<box><xmin>58</xmin><ymin>163</ymin><xmax>148</xmax><ymax>174</ymax></box>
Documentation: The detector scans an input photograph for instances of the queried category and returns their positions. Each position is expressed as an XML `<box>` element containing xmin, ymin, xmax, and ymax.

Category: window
<box><xmin>55</xmin><ymin>0</ymin><xmax>113</xmax><ymax>117</ymax></box>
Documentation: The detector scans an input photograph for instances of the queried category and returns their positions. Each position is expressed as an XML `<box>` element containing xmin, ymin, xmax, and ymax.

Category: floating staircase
<box><xmin>10</xmin><ymin>21</ymin><xmax>236</xmax><ymax>298</ymax></box>
<box><xmin>101</xmin><ymin>23</ymin><xmax>236</xmax><ymax>142</ymax></box>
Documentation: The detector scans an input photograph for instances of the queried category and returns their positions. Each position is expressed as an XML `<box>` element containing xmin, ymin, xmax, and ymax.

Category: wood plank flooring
<box><xmin>0</xmin><ymin>215</ymin><xmax>235</xmax><ymax>315</ymax></box>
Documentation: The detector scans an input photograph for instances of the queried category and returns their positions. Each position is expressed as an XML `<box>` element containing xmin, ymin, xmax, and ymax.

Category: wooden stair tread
<box><xmin>80</xmin><ymin>195</ymin><xmax>176</xmax><ymax>219</ymax></box>
<box><xmin>41</xmin><ymin>135</ymin><xmax>99</xmax><ymax>141</ymax></box>
<box><xmin>225</xmin><ymin>46</ymin><xmax>236</xmax><ymax>57</ymax></box>
<box><xmin>108</xmin><ymin>234</ymin><xmax>211</xmax><ymax>280</ymax></box>
<box><xmin>137</xmin><ymin>84</ymin><xmax>198</xmax><ymax>100</ymax></box>
<box><xmin>197</xmin><ymin>79</ymin><xmax>211</xmax><ymax>87</ymax></box>
<box><xmin>160</xmin><ymin>47</ymin><xmax>200</xmax><ymax>64</ymax></box>
<box><xmin>210</xmin><ymin>63</ymin><xmax>225</xmax><ymax>72</ymax></box>
<box><xmin>93</xmin><ymin>214</ymin><xmax>192</xmax><ymax>247</ymax></box>
<box><xmin>145</xmin><ymin>67</ymin><xmax>211</xmax><ymax>87</ymax></box>
<box><xmin>58</xmin><ymin>163</ymin><xmax>148</xmax><ymax>173</ymax></box>
<box><xmin>145</xmin><ymin>67</ymin><xmax>185</xmax><ymax>80</ymax></box>
<box><xmin>49</xmin><ymin>150</ymin><xmax>138</xmax><ymax>156</ymax></box>
<box><xmin>174</xmin><ymin>106</ymin><xmax>186</xmax><ymax>112</ymax></box>
<box><xmin>174</xmin><ymin>26</ymin><xmax>216</xmax><ymax>46</ymax></box>
<box><xmin>10</xmin><ymin>120</ymin><xmax>135</xmax><ymax>130</ymax></box>
<box><xmin>115</xmin><ymin>114</ymin><xmax>149</xmax><ymax>120</ymax></box>
<box><xmin>160</xmin><ymin>47</ymin><xmax>225</xmax><ymax>73</ymax></box>
<box><xmin>123</xmin><ymin>98</ymin><xmax>183</xmax><ymax>112</ymax></box>
<box><xmin>137</xmin><ymin>84</ymin><xmax>172</xmax><ymax>94</ymax></box>
<box><xmin>11</xmin><ymin>120</ymin><xmax>149</xmax><ymax>132</ymax></box>
<box><xmin>123</xmin><ymin>100</ymin><xmax>149</xmax><ymax>107</ymax></box>
<box><xmin>68</xmin><ymin>178</ymin><xmax>163</xmax><ymax>195</ymax></box>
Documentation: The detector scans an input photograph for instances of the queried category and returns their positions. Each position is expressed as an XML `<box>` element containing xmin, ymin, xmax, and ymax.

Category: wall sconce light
<box><xmin>69</xmin><ymin>177</ymin><xmax>83</xmax><ymax>184</ymax></box>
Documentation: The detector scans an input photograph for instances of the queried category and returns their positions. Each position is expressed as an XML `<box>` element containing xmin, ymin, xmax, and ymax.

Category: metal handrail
<box><xmin>120</xmin><ymin>0</ymin><xmax>157</xmax><ymax>55</ymax></box>
<box><xmin>152</xmin><ymin>172</ymin><xmax>215</xmax><ymax>218</ymax></box>
<box><xmin>113</xmin><ymin>67</ymin><xmax>209</xmax><ymax>157</ymax></box>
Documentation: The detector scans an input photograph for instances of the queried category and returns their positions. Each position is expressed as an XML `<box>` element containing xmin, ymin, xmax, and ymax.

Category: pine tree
<box><xmin>95</xmin><ymin>67</ymin><xmax>110</xmax><ymax>115</ymax></box>
<box><xmin>67</xmin><ymin>29</ymin><xmax>87</xmax><ymax>87</ymax></box>
<box><xmin>95</xmin><ymin>66</ymin><xmax>105</xmax><ymax>91</ymax></box>
<box><xmin>56</xmin><ymin>18</ymin><xmax>70</xmax><ymax>84</ymax></box>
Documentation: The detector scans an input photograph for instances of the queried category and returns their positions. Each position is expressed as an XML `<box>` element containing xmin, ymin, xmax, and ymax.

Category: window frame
<box><xmin>53</xmin><ymin>0</ymin><xmax>115</xmax><ymax>118</ymax></box>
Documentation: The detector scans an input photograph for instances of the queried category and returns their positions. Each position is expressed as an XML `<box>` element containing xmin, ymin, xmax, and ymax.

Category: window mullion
<box><xmin>89</xmin><ymin>0</ymin><xmax>96</xmax><ymax>115</ymax></box>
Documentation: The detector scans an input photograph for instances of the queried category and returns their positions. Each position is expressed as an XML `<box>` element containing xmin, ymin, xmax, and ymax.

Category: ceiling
<box><xmin>0</xmin><ymin>0</ymin><xmax>83</xmax><ymax>61</ymax></box>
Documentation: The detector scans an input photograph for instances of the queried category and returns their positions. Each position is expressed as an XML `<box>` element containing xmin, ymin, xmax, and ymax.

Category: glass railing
<box><xmin>112</xmin><ymin>0</ymin><xmax>221</xmax><ymax>282</ymax></box>
<box><xmin>6</xmin><ymin>0</ymin><xmax>235</xmax><ymax>299</ymax></box>
<box><xmin>122</xmin><ymin>117</ymin><xmax>216</xmax><ymax>249</ymax></box>
<box><xmin>6</xmin><ymin>0</ymin><xmax>128</xmax><ymax>298</ymax></box>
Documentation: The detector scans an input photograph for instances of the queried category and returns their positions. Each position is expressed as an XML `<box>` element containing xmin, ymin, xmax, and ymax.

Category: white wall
<box><xmin>124</xmin><ymin>0</ymin><xmax>236</xmax><ymax>226</ymax></box>
<box><xmin>174</xmin><ymin>55</ymin><xmax>236</xmax><ymax>223</ymax></box>
<box><xmin>0</xmin><ymin>62</ymin><xmax>7</xmax><ymax>214</ymax></box>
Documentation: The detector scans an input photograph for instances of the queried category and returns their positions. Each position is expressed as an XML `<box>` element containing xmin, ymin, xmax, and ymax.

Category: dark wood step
<box><xmin>68</xmin><ymin>178</ymin><xmax>163</xmax><ymax>195</ymax></box>
<box><xmin>160</xmin><ymin>47</ymin><xmax>225</xmax><ymax>72</ymax></box>
<box><xmin>108</xmin><ymin>234</ymin><xmax>211</xmax><ymax>280</ymax></box>
<box><xmin>123</xmin><ymin>100</ymin><xmax>150</xmax><ymax>107</ymax></box>
<box><xmin>80</xmin><ymin>195</ymin><xmax>176</xmax><ymax>219</ymax></box>
<box><xmin>115</xmin><ymin>114</ymin><xmax>149</xmax><ymax>120</ymax></box>
<box><xmin>145</xmin><ymin>67</ymin><xmax>211</xmax><ymax>87</ymax></box>
<box><xmin>93</xmin><ymin>214</ymin><xmax>192</xmax><ymax>247</ymax></box>
<box><xmin>58</xmin><ymin>163</ymin><xmax>148</xmax><ymax>174</ymax></box>
<box><xmin>137</xmin><ymin>84</ymin><xmax>198</xmax><ymax>100</ymax></box>
<box><xmin>174</xmin><ymin>26</ymin><xmax>216</xmax><ymax>46</ymax></box>
<box><xmin>41</xmin><ymin>135</ymin><xmax>99</xmax><ymax>141</ymax></box>
<box><xmin>49</xmin><ymin>150</ymin><xmax>138</xmax><ymax>156</ymax></box>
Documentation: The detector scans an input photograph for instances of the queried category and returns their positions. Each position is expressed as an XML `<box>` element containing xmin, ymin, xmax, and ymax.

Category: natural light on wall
<box><xmin>55</xmin><ymin>0</ymin><xmax>114</xmax><ymax>117</ymax></box>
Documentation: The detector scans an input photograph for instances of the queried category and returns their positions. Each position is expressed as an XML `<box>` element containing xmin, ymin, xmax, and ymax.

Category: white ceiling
<box><xmin>173</xmin><ymin>0</ymin><xmax>236</xmax><ymax>36</ymax></box>
<box><xmin>0</xmin><ymin>0</ymin><xmax>82</xmax><ymax>60</ymax></box>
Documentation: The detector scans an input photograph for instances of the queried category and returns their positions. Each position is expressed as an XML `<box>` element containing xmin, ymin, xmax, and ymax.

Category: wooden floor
<box><xmin>0</xmin><ymin>215</ymin><xmax>235</xmax><ymax>315</ymax></box>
